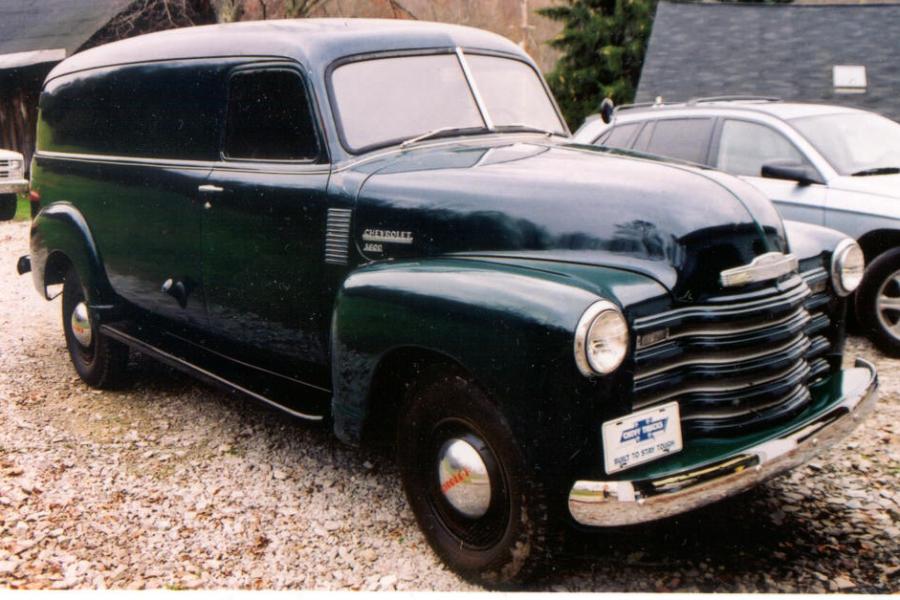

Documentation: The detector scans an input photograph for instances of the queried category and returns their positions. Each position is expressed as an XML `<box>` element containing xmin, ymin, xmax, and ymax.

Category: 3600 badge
<box><xmin>602</xmin><ymin>401</ymin><xmax>683</xmax><ymax>474</ymax></box>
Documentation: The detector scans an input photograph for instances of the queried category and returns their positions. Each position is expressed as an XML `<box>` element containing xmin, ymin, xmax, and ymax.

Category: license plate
<box><xmin>602</xmin><ymin>402</ymin><xmax>683</xmax><ymax>474</ymax></box>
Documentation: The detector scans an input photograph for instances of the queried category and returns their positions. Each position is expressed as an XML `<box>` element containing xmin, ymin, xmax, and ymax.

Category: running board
<box><xmin>99</xmin><ymin>324</ymin><xmax>326</xmax><ymax>421</ymax></box>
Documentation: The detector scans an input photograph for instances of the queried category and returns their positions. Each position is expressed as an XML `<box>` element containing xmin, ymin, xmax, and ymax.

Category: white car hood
<box><xmin>830</xmin><ymin>174</ymin><xmax>900</xmax><ymax>200</ymax></box>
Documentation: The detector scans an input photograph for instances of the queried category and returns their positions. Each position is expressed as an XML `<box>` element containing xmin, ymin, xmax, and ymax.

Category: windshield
<box><xmin>790</xmin><ymin>112</ymin><xmax>900</xmax><ymax>176</ymax></box>
<box><xmin>331</xmin><ymin>51</ymin><xmax>566</xmax><ymax>152</ymax></box>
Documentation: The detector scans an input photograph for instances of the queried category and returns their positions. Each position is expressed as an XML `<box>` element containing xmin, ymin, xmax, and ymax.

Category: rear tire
<box><xmin>855</xmin><ymin>248</ymin><xmax>900</xmax><ymax>357</ymax></box>
<box><xmin>397</xmin><ymin>366</ymin><xmax>561</xmax><ymax>586</ymax></box>
<box><xmin>0</xmin><ymin>194</ymin><xmax>16</xmax><ymax>221</ymax></box>
<box><xmin>62</xmin><ymin>266</ymin><xmax>129</xmax><ymax>387</ymax></box>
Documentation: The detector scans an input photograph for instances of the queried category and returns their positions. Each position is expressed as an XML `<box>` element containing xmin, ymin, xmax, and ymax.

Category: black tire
<box><xmin>62</xmin><ymin>266</ymin><xmax>129</xmax><ymax>387</ymax></box>
<box><xmin>397</xmin><ymin>367</ymin><xmax>560</xmax><ymax>586</ymax></box>
<box><xmin>855</xmin><ymin>247</ymin><xmax>900</xmax><ymax>357</ymax></box>
<box><xmin>0</xmin><ymin>193</ymin><xmax>16</xmax><ymax>221</ymax></box>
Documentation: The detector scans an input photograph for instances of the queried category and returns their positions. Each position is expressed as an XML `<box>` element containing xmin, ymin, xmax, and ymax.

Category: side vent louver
<box><xmin>325</xmin><ymin>208</ymin><xmax>352</xmax><ymax>265</ymax></box>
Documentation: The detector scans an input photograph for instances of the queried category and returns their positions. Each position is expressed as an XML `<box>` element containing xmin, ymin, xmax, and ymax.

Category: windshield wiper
<box><xmin>493</xmin><ymin>123</ymin><xmax>561</xmax><ymax>137</ymax></box>
<box><xmin>851</xmin><ymin>166</ymin><xmax>900</xmax><ymax>176</ymax></box>
<box><xmin>400</xmin><ymin>126</ymin><xmax>486</xmax><ymax>149</ymax></box>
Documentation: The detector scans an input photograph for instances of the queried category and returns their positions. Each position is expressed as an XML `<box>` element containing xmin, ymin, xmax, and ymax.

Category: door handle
<box><xmin>198</xmin><ymin>184</ymin><xmax>225</xmax><ymax>194</ymax></box>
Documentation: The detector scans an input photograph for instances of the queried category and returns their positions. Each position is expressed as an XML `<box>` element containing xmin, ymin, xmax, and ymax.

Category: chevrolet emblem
<box><xmin>719</xmin><ymin>252</ymin><xmax>799</xmax><ymax>287</ymax></box>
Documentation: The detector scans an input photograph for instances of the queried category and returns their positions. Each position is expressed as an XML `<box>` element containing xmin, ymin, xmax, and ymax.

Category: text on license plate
<box><xmin>602</xmin><ymin>401</ymin><xmax>683</xmax><ymax>474</ymax></box>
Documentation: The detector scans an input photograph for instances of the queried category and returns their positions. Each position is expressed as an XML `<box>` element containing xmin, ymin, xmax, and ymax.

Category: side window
<box><xmin>645</xmin><ymin>118</ymin><xmax>714</xmax><ymax>165</ymax></box>
<box><xmin>717</xmin><ymin>120</ymin><xmax>810</xmax><ymax>177</ymax></box>
<box><xmin>225</xmin><ymin>69</ymin><xmax>320</xmax><ymax>161</ymax></box>
<box><xmin>597</xmin><ymin>122</ymin><xmax>640</xmax><ymax>149</ymax></box>
<box><xmin>39</xmin><ymin>61</ymin><xmax>226</xmax><ymax>160</ymax></box>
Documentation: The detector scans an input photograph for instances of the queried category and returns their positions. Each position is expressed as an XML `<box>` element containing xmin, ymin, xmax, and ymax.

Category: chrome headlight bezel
<box><xmin>830</xmin><ymin>238</ymin><xmax>865</xmax><ymax>297</ymax></box>
<box><xmin>574</xmin><ymin>299</ymin><xmax>629</xmax><ymax>377</ymax></box>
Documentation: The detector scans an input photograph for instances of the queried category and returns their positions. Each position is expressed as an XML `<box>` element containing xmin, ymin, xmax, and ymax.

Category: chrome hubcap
<box><xmin>437</xmin><ymin>438</ymin><xmax>492</xmax><ymax>518</ymax></box>
<box><xmin>876</xmin><ymin>269</ymin><xmax>900</xmax><ymax>341</ymax></box>
<box><xmin>70</xmin><ymin>301</ymin><xmax>93</xmax><ymax>347</ymax></box>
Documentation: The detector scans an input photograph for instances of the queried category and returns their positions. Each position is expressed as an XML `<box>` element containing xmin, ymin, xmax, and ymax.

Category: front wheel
<box><xmin>855</xmin><ymin>248</ymin><xmax>900</xmax><ymax>357</ymax></box>
<box><xmin>62</xmin><ymin>266</ymin><xmax>129</xmax><ymax>387</ymax></box>
<box><xmin>397</xmin><ymin>367</ymin><xmax>560</xmax><ymax>586</ymax></box>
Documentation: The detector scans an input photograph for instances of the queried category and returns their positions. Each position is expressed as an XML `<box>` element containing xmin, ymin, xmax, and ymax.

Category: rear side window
<box><xmin>645</xmin><ymin>118</ymin><xmax>714</xmax><ymax>165</ymax></box>
<box><xmin>224</xmin><ymin>69</ymin><xmax>320</xmax><ymax>161</ymax></box>
<box><xmin>38</xmin><ymin>60</ymin><xmax>226</xmax><ymax>160</ymax></box>
<box><xmin>597</xmin><ymin>122</ymin><xmax>640</xmax><ymax>149</ymax></box>
<box><xmin>716</xmin><ymin>119</ymin><xmax>810</xmax><ymax>177</ymax></box>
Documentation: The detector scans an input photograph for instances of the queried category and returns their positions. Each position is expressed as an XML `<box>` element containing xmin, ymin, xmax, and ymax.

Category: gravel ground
<box><xmin>1</xmin><ymin>218</ymin><xmax>898</xmax><ymax>592</ymax></box>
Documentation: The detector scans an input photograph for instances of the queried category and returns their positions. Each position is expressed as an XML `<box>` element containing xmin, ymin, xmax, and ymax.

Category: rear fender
<box><xmin>29</xmin><ymin>202</ymin><xmax>114</xmax><ymax>306</ymax></box>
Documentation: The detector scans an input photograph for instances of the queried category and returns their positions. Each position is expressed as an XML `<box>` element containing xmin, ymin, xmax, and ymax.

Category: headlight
<box><xmin>831</xmin><ymin>238</ymin><xmax>865</xmax><ymax>296</ymax></box>
<box><xmin>574</xmin><ymin>300</ymin><xmax>629</xmax><ymax>377</ymax></box>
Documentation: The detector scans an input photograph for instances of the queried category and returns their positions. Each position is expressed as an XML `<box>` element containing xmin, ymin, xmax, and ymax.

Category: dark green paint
<box><xmin>26</xmin><ymin>21</ymin><xmax>859</xmax><ymax>498</ymax></box>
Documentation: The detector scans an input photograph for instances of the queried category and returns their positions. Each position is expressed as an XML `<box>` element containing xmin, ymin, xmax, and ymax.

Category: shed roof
<box><xmin>0</xmin><ymin>0</ymin><xmax>131</xmax><ymax>69</ymax></box>
<box><xmin>636</xmin><ymin>1</ymin><xmax>900</xmax><ymax>121</ymax></box>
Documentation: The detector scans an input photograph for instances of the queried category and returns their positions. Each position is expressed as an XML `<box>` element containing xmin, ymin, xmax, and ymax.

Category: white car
<box><xmin>0</xmin><ymin>149</ymin><xmax>27</xmax><ymax>221</ymax></box>
<box><xmin>574</xmin><ymin>97</ymin><xmax>900</xmax><ymax>355</ymax></box>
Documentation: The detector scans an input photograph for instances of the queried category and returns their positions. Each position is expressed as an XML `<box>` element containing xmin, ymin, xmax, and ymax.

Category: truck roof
<box><xmin>47</xmin><ymin>18</ymin><xmax>525</xmax><ymax>82</ymax></box>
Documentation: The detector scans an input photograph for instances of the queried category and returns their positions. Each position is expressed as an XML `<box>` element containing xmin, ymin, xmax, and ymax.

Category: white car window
<box><xmin>717</xmin><ymin>120</ymin><xmax>808</xmax><ymax>177</ymax></box>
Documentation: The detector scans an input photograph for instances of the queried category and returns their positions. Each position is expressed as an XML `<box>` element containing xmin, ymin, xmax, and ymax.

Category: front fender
<box><xmin>330</xmin><ymin>257</ymin><xmax>664</xmax><ymax>477</ymax></box>
<box><xmin>30</xmin><ymin>202</ymin><xmax>114</xmax><ymax>305</ymax></box>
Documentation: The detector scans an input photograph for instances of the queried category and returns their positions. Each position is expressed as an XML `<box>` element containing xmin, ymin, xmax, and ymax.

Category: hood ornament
<box><xmin>720</xmin><ymin>252</ymin><xmax>799</xmax><ymax>287</ymax></box>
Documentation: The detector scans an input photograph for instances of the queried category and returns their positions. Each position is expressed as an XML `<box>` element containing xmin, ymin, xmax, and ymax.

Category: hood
<box><xmin>829</xmin><ymin>173</ymin><xmax>900</xmax><ymax>200</ymax></box>
<box><xmin>353</xmin><ymin>139</ymin><xmax>788</xmax><ymax>300</ymax></box>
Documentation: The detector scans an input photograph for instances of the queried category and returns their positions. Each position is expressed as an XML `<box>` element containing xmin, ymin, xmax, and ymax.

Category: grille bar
<box><xmin>631</xmin><ymin>268</ymin><xmax>838</xmax><ymax>438</ymax></box>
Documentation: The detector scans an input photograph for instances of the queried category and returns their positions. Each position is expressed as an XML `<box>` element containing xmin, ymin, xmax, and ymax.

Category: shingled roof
<box><xmin>636</xmin><ymin>1</ymin><xmax>900</xmax><ymax>121</ymax></box>
<box><xmin>0</xmin><ymin>0</ymin><xmax>131</xmax><ymax>69</ymax></box>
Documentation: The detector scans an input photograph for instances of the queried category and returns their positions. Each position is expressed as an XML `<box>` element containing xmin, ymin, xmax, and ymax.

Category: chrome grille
<box><xmin>632</xmin><ymin>269</ymin><xmax>836</xmax><ymax>437</ymax></box>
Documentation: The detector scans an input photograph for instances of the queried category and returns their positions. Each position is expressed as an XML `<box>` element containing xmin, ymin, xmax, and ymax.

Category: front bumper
<box><xmin>568</xmin><ymin>358</ymin><xmax>878</xmax><ymax>527</ymax></box>
<box><xmin>0</xmin><ymin>179</ymin><xmax>28</xmax><ymax>195</ymax></box>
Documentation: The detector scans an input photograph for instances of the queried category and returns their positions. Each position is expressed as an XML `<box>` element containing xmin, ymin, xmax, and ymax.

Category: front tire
<box><xmin>0</xmin><ymin>193</ymin><xmax>16</xmax><ymax>221</ymax></box>
<box><xmin>397</xmin><ymin>367</ymin><xmax>560</xmax><ymax>586</ymax></box>
<box><xmin>62</xmin><ymin>266</ymin><xmax>129</xmax><ymax>387</ymax></box>
<box><xmin>855</xmin><ymin>248</ymin><xmax>900</xmax><ymax>357</ymax></box>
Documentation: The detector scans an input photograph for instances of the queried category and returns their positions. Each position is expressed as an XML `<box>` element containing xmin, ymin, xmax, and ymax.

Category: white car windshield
<box><xmin>331</xmin><ymin>52</ymin><xmax>566</xmax><ymax>152</ymax></box>
<box><xmin>791</xmin><ymin>112</ymin><xmax>900</xmax><ymax>176</ymax></box>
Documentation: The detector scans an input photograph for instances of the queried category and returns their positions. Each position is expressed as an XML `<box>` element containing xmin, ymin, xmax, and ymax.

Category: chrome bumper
<box><xmin>569</xmin><ymin>358</ymin><xmax>878</xmax><ymax>527</ymax></box>
<box><xmin>0</xmin><ymin>179</ymin><xmax>28</xmax><ymax>194</ymax></box>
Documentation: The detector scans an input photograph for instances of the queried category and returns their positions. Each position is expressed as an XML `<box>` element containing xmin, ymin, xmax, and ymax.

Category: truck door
<box><xmin>201</xmin><ymin>64</ymin><xmax>333</xmax><ymax>389</ymax></box>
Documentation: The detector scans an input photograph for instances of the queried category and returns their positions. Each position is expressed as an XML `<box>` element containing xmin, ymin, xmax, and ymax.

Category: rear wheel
<box><xmin>0</xmin><ymin>193</ymin><xmax>16</xmax><ymax>221</ymax></box>
<box><xmin>62</xmin><ymin>266</ymin><xmax>129</xmax><ymax>387</ymax></box>
<box><xmin>856</xmin><ymin>248</ymin><xmax>900</xmax><ymax>357</ymax></box>
<box><xmin>397</xmin><ymin>367</ymin><xmax>560</xmax><ymax>586</ymax></box>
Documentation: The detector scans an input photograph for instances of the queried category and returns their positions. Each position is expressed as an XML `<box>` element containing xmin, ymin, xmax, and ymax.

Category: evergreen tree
<box><xmin>539</xmin><ymin>0</ymin><xmax>657</xmax><ymax>129</ymax></box>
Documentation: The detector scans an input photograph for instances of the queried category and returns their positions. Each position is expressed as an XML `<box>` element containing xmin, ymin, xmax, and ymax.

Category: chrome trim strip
<box><xmin>681</xmin><ymin>384</ymin><xmax>809</xmax><ymax>421</ymax></box>
<box><xmin>634</xmin><ymin>334</ymin><xmax>809</xmax><ymax>382</ymax></box>
<box><xmin>633</xmin><ymin>360</ymin><xmax>810</xmax><ymax>408</ymax></box>
<box><xmin>634</xmin><ymin>281</ymin><xmax>809</xmax><ymax>330</ymax></box>
<box><xmin>800</xmin><ymin>267</ymin><xmax>828</xmax><ymax>284</ymax></box>
<box><xmin>324</xmin><ymin>208</ymin><xmax>352</xmax><ymax>265</ymax></box>
<box><xmin>720</xmin><ymin>252</ymin><xmax>799</xmax><ymax>287</ymax></box>
<box><xmin>37</xmin><ymin>150</ymin><xmax>215</xmax><ymax>170</ymax></box>
<box><xmin>569</xmin><ymin>359</ymin><xmax>878</xmax><ymax>527</ymax></box>
<box><xmin>456</xmin><ymin>47</ymin><xmax>494</xmax><ymax>130</ymax></box>
<box><xmin>35</xmin><ymin>150</ymin><xmax>331</xmax><ymax>175</ymax></box>
<box><xmin>640</xmin><ymin>306</ymin><xmax>809</xmax><ymax>346</ymax></box>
